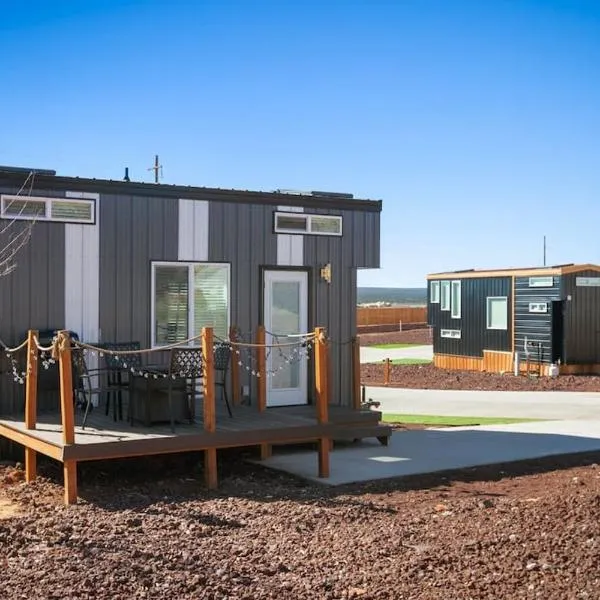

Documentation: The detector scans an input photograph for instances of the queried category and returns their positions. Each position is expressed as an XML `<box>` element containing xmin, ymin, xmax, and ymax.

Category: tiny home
<box><xmin>0</xmin><ymin>166</ymin><xmax>381</xmax><ymax>413</ymax></box>
<box><xmin>427</xmin><ymin>264</ymin><xmax>600</xmax><ymax>376</ymax></box>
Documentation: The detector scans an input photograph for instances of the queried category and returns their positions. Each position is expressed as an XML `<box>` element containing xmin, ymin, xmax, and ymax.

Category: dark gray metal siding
<box><xmin>0</xmin><ymin>186</ymin><xmax>66</xmax><ymax>414</ymax></box>
<box><xmin>99</xmin><ymin>194</ymin><xmax>178</xmax><ymax>345</ymax></box>
<box><xmin>428</xmin><ymin>276</ymin><xmax>512</xmax><ymax>357</ymax></box>
<box><xmin>562</xmin><ymin>269</ymin><xmax>600</xmax><ymax>364</ymax></box>
<box><xmin>513</xmin><ymin>276</ymin><xmax>560</xmax><ymax>364</ymax></box>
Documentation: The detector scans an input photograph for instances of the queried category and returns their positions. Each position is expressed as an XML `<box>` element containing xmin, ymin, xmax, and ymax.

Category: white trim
<box><xmin>150</xmin><ymin>261</ymin><xmax>230</xmax><ymax>348</ymax></box>
<box><xmin>274</xmin><ymin>211</ymin><xmax>342</xmax><ymax>236</ymax></box>
<box><xmin>65</xmin><ymin>191</ymin><xmax>100</xmax><ymax>405</ymax></box>
<box><xmin>528</xmin><ymin>276</ymin><xmax>554</xmax><ymax>288</ymax></box>
<box><xmin>430</xmin><ymin>281</ymin><xmax>440</xmax><ymax>303</ymax></box>
<box><xmin>486</xmin><ymin>296</ymin><xmax>508</xmax><ymax>330</ymax></box>
<box><xmin>1</xmin><ymin>194</ymin><xmax>95</xmax><ymax>224</ymax></box>
<box><xmin>178</xmin><ymin>199</ymin><xmax>209</xmax><ymax>261</ymax></box>
<box><xmin>450</xmin><ymin>280</ymin><xmax>461</xmax><ymax>319</ymax></box>
<box><xmin>276</xmin><ymin>206</ymin><xmax>304</xmax><ymax>266</ymax></box>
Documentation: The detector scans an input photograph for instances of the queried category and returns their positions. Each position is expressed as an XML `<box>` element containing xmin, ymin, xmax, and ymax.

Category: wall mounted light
<box><xmin>320</xmin><ymin>263</ymin><xmax>332</xmax><ymax>284</ymax></box>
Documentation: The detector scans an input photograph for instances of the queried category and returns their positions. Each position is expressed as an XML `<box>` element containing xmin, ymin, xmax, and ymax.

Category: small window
<box><xmin>0</xmin><ymin>194</ymin><xmax>95</xmax><ymax>224</ymax></box>
<box><xmin>441</xmin><ymin>329</ymin><xmax>461</xmax><ymax>339</ymax></box>
<box><xmin>440</xmin><ymin>281</ymin><xmax>451</xmax><ymax>311</ymax></box>
<box><xmin>529</xmin><ymin>302</ymin><xmax>548</xmax><ymax>313</ymax></box>
<box><xmin>451</xmin><ymin>280</ymin><xmax>461</xmax><ymax>318</ymax></box>
<box><xmin>528</xmin><ymin>276</ymin><xmax>553</xmax><ymax>287</ymax></box>
<box><xmin>430</xmin><ymin>281</ymin><xmax>440</xmax><ymax>304</ymax></box>
<box><xmin>274</xmin><ymin>212</ymin><xmax>342</xmax><ymax>236</ymax></box>
<box><xmin>487</xmin><ymin>296</ymin><xmax>508</xmax><ymax>330</ymax></box>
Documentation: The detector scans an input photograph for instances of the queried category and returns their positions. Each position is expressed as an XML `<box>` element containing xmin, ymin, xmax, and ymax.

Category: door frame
<box><xmin>260</xmin><ymin>266</ymin><xmax>312</xmax><ymax>407</ymax></box>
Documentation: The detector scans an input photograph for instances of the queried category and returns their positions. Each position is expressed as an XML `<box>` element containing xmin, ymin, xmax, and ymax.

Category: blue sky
<box><xmin>2</xmin><ymin>0</ymin><xmax>599</xmax><ymax>287</ymax></box>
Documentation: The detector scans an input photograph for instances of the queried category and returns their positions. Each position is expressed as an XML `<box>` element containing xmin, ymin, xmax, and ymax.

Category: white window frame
<box><xmin>486</xmin><ymin>296</ymin><xmax>508</xmax><ymax>330</ymax></box>
<box><xmin>451</xmin><ymin>280</ymin><xmax>461</xmax><ymax>319</ymax></box>
<box><xmin>440</xmin><ymin>281</ymin><xmax>451</xmax><ymax>311</ymax></box>
<box><xmin>528</xmin><ymin>276</ymin><xmax>554</xmax><ymax>288</ymax></box>
<box><xmin>0</xmin><ymin>194</ymin><xmax>95</xmax><ymax>224</ymax></box>
<box><xmin>430</xmin><ymin>281</ymin><xmax>440</xmax><ymax>304</ymax></box>
<box><xmin>150</xmin><ymin>261</ymin><xmax>231</xmax><ymax>348</ymax></box>
<box><xmin>274</xmin><ymin>211</ymin><xmax>343</xmax><ymax>236</ymax></box>
<box><xmin>441</xmin><ymin>329</ymin><xmax>461</xmax><ymax>339</ymax></box>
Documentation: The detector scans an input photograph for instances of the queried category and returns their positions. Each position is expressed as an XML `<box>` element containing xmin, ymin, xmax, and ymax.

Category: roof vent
<box><xmin>0</xmin><ymin>165</ymin><xmax>56</xmax><ymax>176</ymax></box>
<box><xmin>311</xmin><ymin>190</ymin><xmax>354</xmax><ymax>199</ymax></box>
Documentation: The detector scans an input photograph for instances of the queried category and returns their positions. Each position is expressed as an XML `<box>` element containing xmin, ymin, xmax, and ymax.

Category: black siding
<box><xmin>562</xmin><ymin>270</ymin><xmax>600</xmax><ymax>364</ymax></box>
<box><xmin>513</xmin><ymin>276</ymin><xmax>561</xmax><ymax>364</ymax></box>
<box><xmin>428</xmin><ymin>276</ymin><xmax>512</xmax><ymax>357</ymax></box>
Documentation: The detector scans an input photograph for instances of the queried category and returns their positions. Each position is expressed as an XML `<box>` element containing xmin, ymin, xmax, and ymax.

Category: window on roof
<box><xmin>0</xmin><ymin>194</ymin><xmax>95</xmax><ymax>224</ymax></box>
<box><xmin>274</xmin><ymin>212</ymin><xmax>342</xmax><ymax>236</ymax></box>
<box><xmin>151</xmin><ymin>262</ymin><xmax>230</xmax><ymax>346</ymax></box>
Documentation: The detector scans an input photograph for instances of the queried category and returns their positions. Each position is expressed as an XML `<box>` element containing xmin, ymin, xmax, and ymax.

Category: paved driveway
<box><xmin>364</xmin><ymin>386</ymin><xmax>600</xmax><ymax>420</ymax></box>
<box><xmin>256</xmin><ymin>419</ymin><xmax>600</xmax><ymax>485</ymax></box>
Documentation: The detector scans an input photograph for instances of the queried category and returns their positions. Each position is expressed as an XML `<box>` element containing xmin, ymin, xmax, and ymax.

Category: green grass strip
<box><xmin>381</xmin><ymin>414</ymin><xmax>543</xmax><ymax>427</ymax></box>
<box><xmin>370</xmin><ymin>343</ymin><xmax>421</xmax><ymax>349</ymax></box>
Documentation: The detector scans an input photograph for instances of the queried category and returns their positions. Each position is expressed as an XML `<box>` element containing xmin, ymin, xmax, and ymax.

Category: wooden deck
<box><xmin>0</xmin><ymin>399</ymin><xmax>390</xmax><ymax>464</ymax></box>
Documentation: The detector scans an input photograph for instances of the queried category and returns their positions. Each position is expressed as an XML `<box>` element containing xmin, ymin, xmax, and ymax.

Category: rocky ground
<box><xmin>1</xmin><ymin>451</ymin><xmax>599</xmax><ymax>599</ymax></box>
<box><xmin>359</xmin><ymin>330</ymin><xmax>600</xmax><ymax>392</ymax></box>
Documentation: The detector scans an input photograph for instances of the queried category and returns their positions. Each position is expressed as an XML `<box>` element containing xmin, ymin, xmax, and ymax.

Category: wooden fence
<box><xmin>357</xmin><ymin>306</ymin><xmax>427</xmax><ymax>327</ymax></box>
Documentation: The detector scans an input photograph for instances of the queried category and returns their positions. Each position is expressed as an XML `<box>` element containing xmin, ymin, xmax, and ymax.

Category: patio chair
<box><xmin>214</xmin><ymin>343</ymin><xmax>233</xmax><ymax>418</ymax></box>
<box><xmin>159</xmin><ymin>347</ymin><xmax>203</xmax><ymax>432</ymax></box>
<box><xmin>99</xmin><ymin>341</ymin><xmax>142</xmax><ymax>422</ymax></box>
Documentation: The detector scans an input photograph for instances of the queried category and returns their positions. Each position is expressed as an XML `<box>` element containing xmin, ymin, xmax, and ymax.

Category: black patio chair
<box><xmin>214</xmin><ymin>343</ymin><xmax>233</xmax><ymax>418</ymax></box>
<box><xmin>158</xmin><ymin>347</ymin><xmax>203</xmax><ymax>432</ymax></box>
<box><xmin>99</xmin><ymin>342</ymin><xmax>142</xmax><ymax>422</ymax></box>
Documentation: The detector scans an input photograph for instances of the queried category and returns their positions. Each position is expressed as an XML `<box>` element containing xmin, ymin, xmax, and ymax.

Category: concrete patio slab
<box><xmin>255</xmin><ymin>420</ymin><xmax>600</xmax><ymax>486</ymax></box>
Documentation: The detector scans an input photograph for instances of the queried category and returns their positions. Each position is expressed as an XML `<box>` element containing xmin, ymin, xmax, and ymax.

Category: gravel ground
<box><xmin>359</xmin><ymin>331</ymin><xmax>600</xmax><ymax>392</ymax></box>
<box><xmin>360</xmin><ymin>363</ymin><xmax>600</xmax><ymax>392</ymax></box>
<box><xmin>1</xmin><ymin>452</ymin><xmax>599</xmax><ymax>599</ymax></box>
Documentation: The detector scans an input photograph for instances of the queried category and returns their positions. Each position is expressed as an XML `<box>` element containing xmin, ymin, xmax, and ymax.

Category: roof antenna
<box><xmin>123</xmin><ymin>167</ymin><xmax>130</xmax><ymax>182</ymax></box>
<box><xmin>543</xmin><ymin>235</ymin><xmax>547</xmax><ymax>266</ymax></box>
<box><xmin>147</xmin><ymin>154</ymin><xmax>163</xmax><ymax>183</ymax></box>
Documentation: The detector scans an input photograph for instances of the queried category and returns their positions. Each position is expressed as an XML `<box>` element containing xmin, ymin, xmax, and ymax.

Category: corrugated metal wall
<box><xmin>428</xmin><ymin>276</ymin><xmax>512</xmax><ymax>357</ymax></box>
<box><xmin>562</xmin><ymin>269</ymin><xmax>600</xmax><ymax>364</ymax></box>
<box><xmin>0</xmin><ymin>186</ymin><xmax>67</xmax><ymax>414</ymax></box>
<box><xmin>513</xmin><ymin>275</ymin><xmax>560</xmax><ymax>364</ymax></box>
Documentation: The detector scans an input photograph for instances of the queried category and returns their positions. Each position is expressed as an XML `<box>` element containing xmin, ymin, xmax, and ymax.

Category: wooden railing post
<box><xmin>314</xmin><ymin>327</ymin><xmax>329</xmax><ymax>424</ymax></box>
<box><xmin>256</xmin><ymin>325</ymin><xmax>266</xmax><ymax>412</ymax></box>
<box><xmin>202</xmin><ymin>327</ymin><xmax>216</xmax><ymax>433</ymax></box>
<box><xmin>352</xmin><ymin>336</ymin><xmax>361</xmax><ymax>411</ymax></box>
<box><xmin>25</xmin><ymin>329</ymin><xmax>39</xmax><ymax>482</ymax></box>
<box><xmin>25</xmin><ymin>330</ymin><xmax>38</xmax><ymax>430</ymax></box>
<box><xmin>202</xmin><ymin>327</ymin><xmax>218</xmax><ymax>490</ymax></box>
<box><xmin>58</xmin><ymin>331</ymin><xmax>75</xmax><ymax>446</ymax></box>
<box><xmin>229</xmin><ymin>325</ymin><xmax>241</xmax><ymax>406</ymax></box>
<box><xmin>314</xmin><ymin>327</ymin><xmax>330</xmax><ymax>478</ymax></box>
<box><xmin>384</xmin><ymin>358</ymin><xmax>391</xmax><ymax>386</ymax></box>
<box><xmin>57</xmin><ymin>330</ymin><xmax>77</xmax><ymax>504</ymax></box>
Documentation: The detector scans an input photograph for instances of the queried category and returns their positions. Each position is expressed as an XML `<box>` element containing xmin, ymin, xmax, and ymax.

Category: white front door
<box><xmin>263</xmin><ymin>270</ymin><xmax>309</xmax><ymax>407</ymax></box>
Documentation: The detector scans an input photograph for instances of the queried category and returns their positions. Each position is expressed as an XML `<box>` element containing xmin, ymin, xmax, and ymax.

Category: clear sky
<box><xmin>2</xmin><ymin>0</ymin><xmax>599</xmax><ymax>287</ymax></box>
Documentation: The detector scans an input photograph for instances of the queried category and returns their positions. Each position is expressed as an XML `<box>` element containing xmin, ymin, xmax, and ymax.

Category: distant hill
<box><xmin>357</xmin><ymin>287</ymin><xmax>427</xmax><ymax>306</ymax></box>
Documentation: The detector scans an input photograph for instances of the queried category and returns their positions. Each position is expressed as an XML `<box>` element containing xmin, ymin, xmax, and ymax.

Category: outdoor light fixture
<box><xmin>320</xmin><ymin>263</ymin><xmax>332</xmax><ymax>284</ymax></box>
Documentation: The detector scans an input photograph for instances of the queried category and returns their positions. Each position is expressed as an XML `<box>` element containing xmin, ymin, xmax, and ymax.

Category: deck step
<box><xmin>332</xmin><ymin>423</ymin><xmax>392</xmax><ymax>444</ymax></box>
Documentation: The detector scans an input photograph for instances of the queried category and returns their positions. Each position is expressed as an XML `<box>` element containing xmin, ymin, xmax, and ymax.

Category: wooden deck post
<box><xmin>25</xmin><ymin>329</ymin><xmax>38</xmax><ymax>430</ymax></box>
<box><xmin>314</xmin><ymin>327</ymin><xmax>330</xmax><ymax>478</ymax></box>
<box><xmin>256</xmin><ymin>325</ymin><xmax>266</xmax><ymax>412</ymax></box>
<box><xmin>204</xmin><ymin>448</ymin><xmax>218</xmax><ymax>490</ymax></box>
<box><xmin>202</xmin><ymin>327</ymin><xmax>216</xmax><ymax>433</ymax></box>
<box><xmin>229</xmin><ymin>326</ymin><xmax>241</xmax><ymax>405</ymax></box>
<box><xmin>383</xmin><ymin>358</ymin><xmax>391</xmax><ymax>386</ymax></box>
<box><xmin>58</xmin><ymin>330</ymin><xmax>75</xmax><ymax>446</ymax></box>
<box><xmin>352</xmin><ymin>336</ymin><xmax>361</xmax><ymax>411</ymax></box>
<box><xmin>63</xmin><ymin>460</ymin><xmax>78</xmax><ymax>505</ymax></box>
